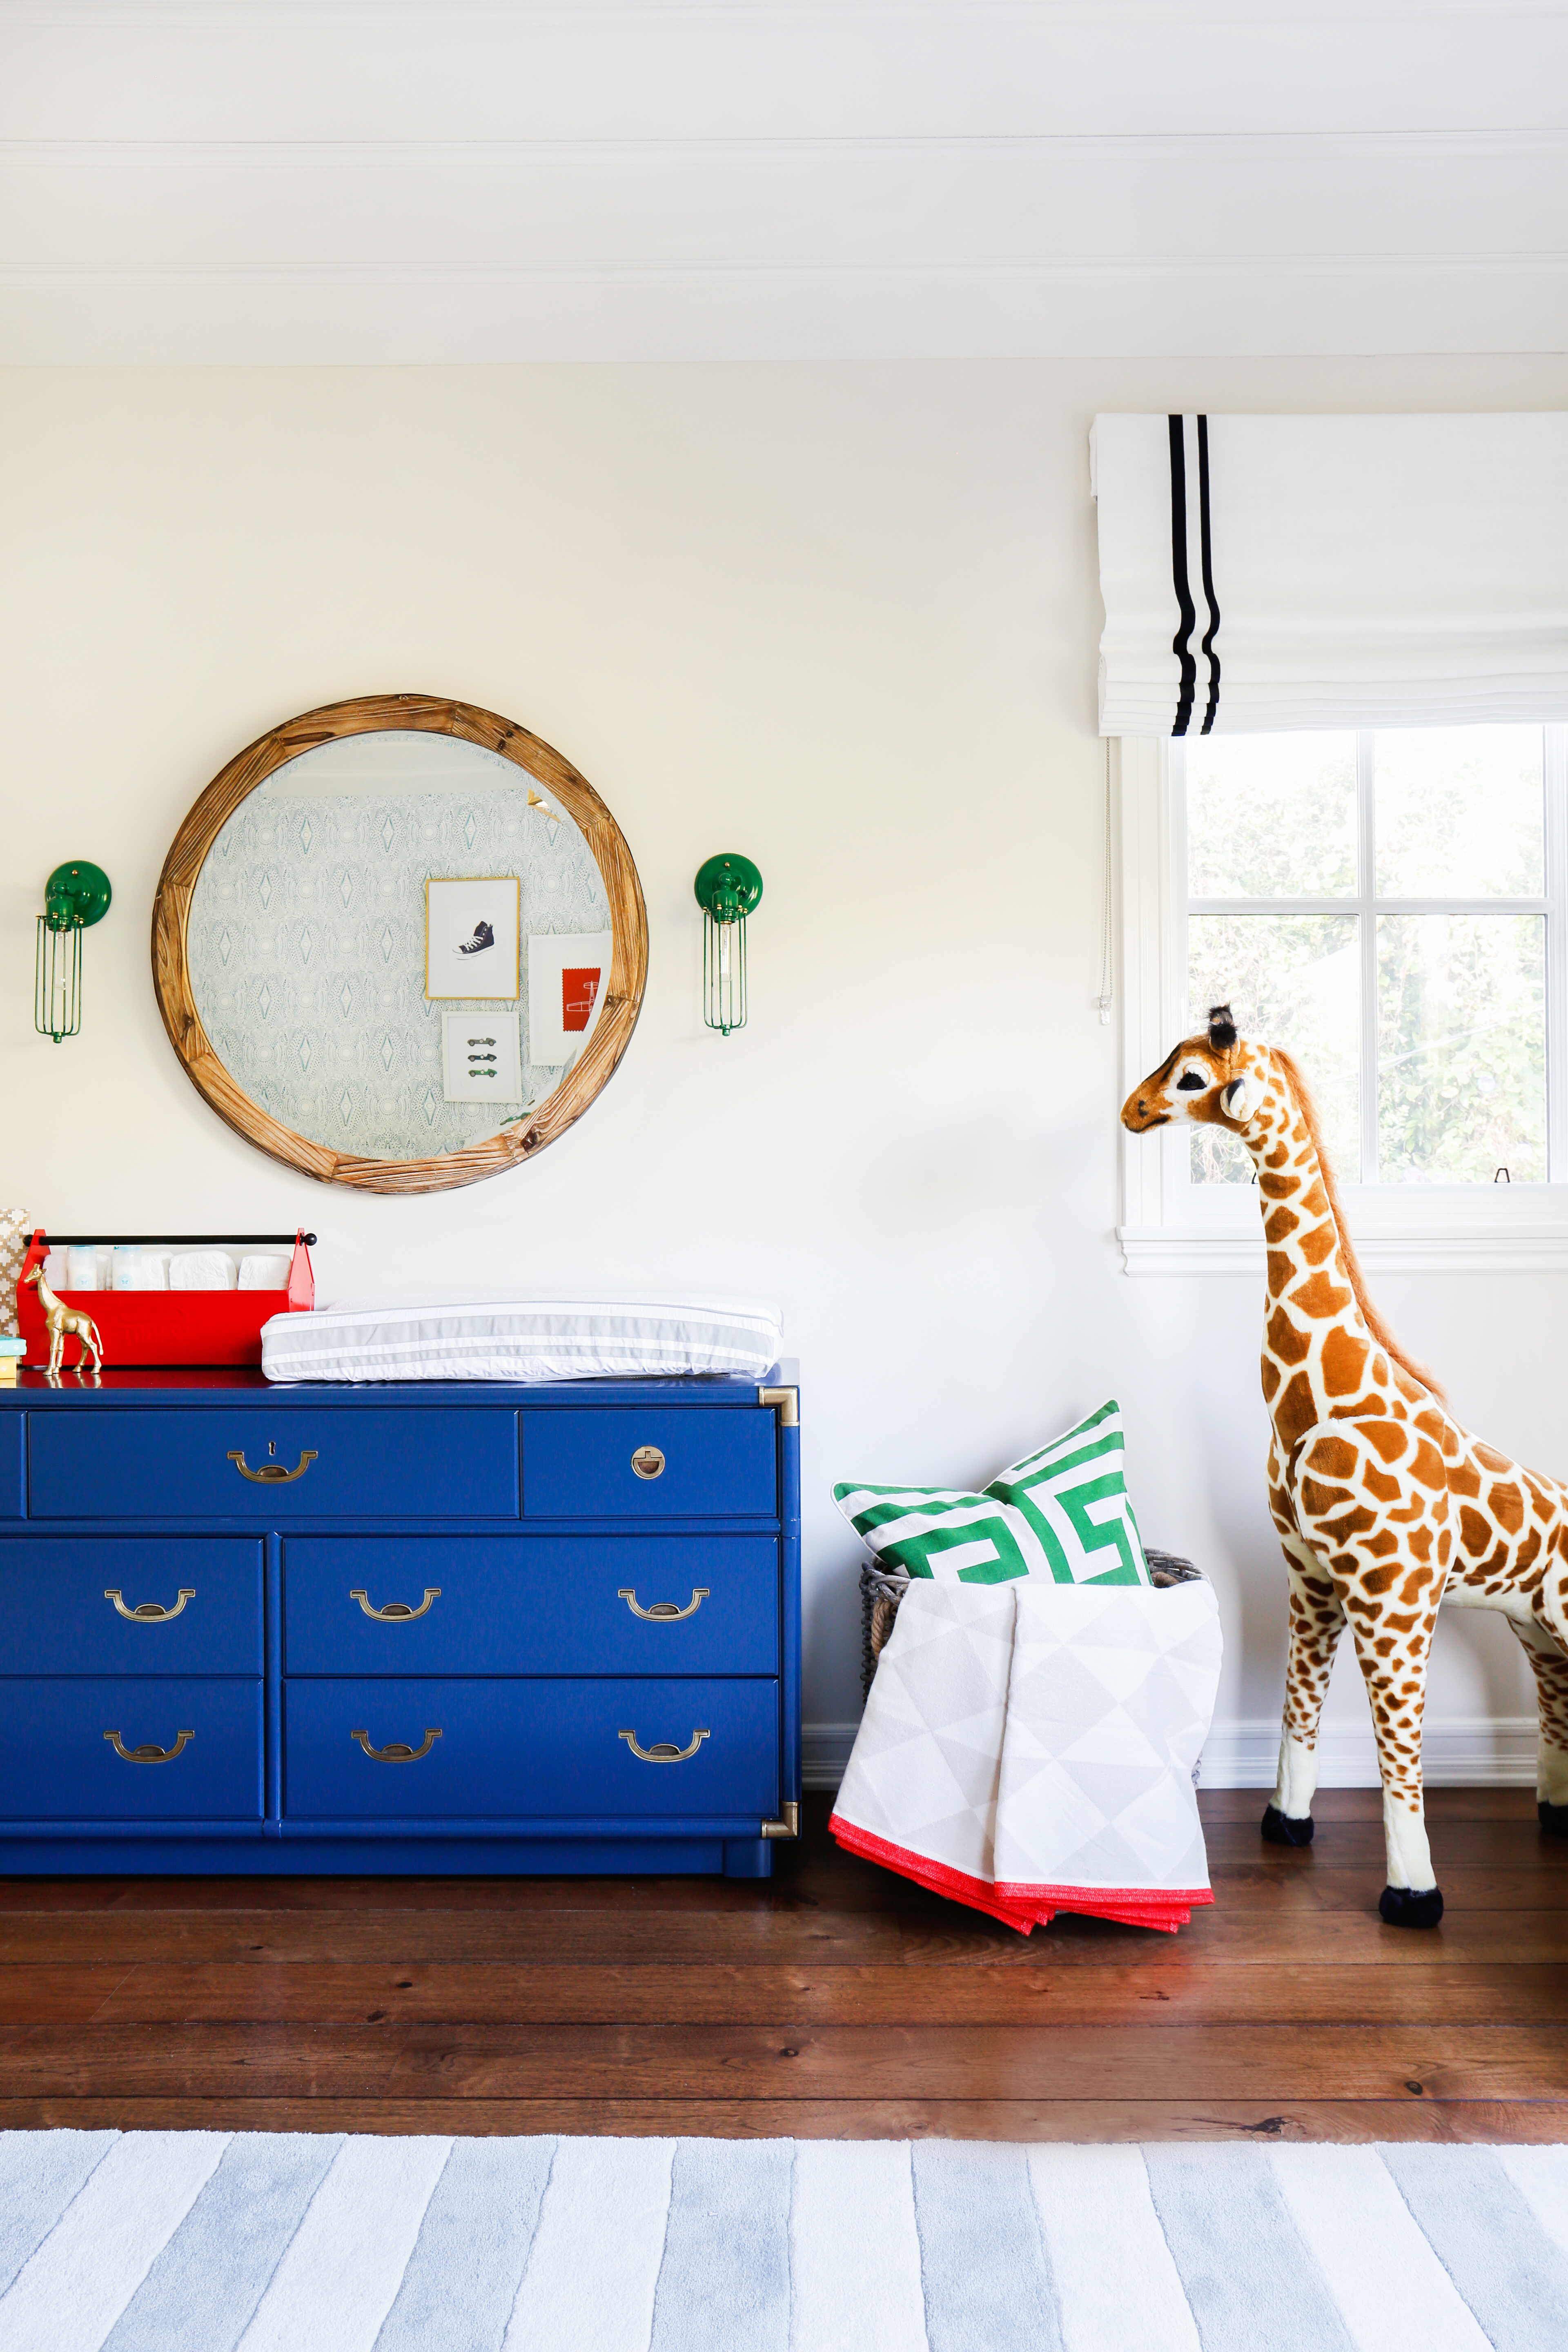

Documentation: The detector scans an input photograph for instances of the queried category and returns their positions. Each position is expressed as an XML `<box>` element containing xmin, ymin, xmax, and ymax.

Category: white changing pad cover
<box><xmin>260</xmin><ymin>1294</ymin><xmax>783</xmax><ymax>1384</ymax></box>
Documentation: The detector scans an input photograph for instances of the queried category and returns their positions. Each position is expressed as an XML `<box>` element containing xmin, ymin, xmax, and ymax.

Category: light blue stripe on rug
<box><xmin>374</xmin><ymin>2136</ymin><xmax>554</xmax><ymax>2352</ymax></box>
<box><xmin>648</xmin><ymin>2138</ymin><xmax>792</xmax><ymax>2352</ymax></box>
<box><xmin>98</xmin><ymin>2132</ymin><xmax>342</xmax><ymax>2352</ymax></box>
<box><xmin>0</xmin><ymin>2130</ymin><xmax>117</xmax><ymax>2299</ymax></box>
<box><xmin>913</xmin><ymin>2140</ymin><xmax>1062</xmax><ymax>2352</ymax></box>
<box><xmin>1143</xmin><ymin>2145</ymin><xmax>1355</xmax><ymax>2352</ymax></box>
<box><xmin>1380</xmin><ymin>2143</ymin><xmax>1568</xmax><ymax>2352</ymax></box>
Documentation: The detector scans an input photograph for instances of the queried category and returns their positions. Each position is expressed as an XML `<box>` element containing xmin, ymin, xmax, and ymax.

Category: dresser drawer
<box><xmin>27</xmin><ymin>1408</ymin><xmax>519</xmax><ymax>1522</ymax></box>
<box><xmin>0</xmin><ymin>1677</ymin><xmax>262</xmax><ymax>1820</ymax></box>
<box><xmin>283</xmin><ymin>1535</ymin><xmax>780</xmax><ymax>1677</ymax></box>
<box><xmin>521</xmin><ymin>1408</ymin><xmax>776</xmax><ymax>1520</ymax></box>
<box><xmin>284</xmin><ymin>1676</ymin><xmax>778</xmax><ymax>1821</ymax></box>
<box><xmin>0</xmin><ymin>1539</ymin><xmax>261</xmax><ymax>1675</ymax></box>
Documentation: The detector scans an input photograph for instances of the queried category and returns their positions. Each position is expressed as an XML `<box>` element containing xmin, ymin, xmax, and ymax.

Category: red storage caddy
<box><xmin>16</xmin><ymin>1230</ymin><xmax>314</xmax><ymax>1370</ymax></box>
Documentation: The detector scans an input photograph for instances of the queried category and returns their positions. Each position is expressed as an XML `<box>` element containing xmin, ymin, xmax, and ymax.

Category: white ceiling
<box><xmin>2</xmin><ymin>2</ymin><xmax>1566</xmax><ymax>362</ymax></box>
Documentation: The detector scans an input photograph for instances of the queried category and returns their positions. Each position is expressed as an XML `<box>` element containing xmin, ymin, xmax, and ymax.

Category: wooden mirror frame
<box><xmin>152</xmin><ymin>693</ymin><xmax>648</xmax><ymax>1194</ymax></box>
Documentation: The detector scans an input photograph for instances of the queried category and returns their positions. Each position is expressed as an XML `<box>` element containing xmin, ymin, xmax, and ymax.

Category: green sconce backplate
<box><xmin>43</xmin><ymin>861</ymin><xmax>113</xmax><ymax>932</ymax></box>
<box><xmin>693</xmin><ymin>854</ymin><xmax>763</xmax><ymax>924</ymax></box>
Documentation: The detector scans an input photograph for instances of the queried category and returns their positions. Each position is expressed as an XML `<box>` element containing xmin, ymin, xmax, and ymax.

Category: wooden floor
<box><xmin>0</xmin><ymin>1788</ymin><xmax>1564</xmax><ymax>2142</ymax></box>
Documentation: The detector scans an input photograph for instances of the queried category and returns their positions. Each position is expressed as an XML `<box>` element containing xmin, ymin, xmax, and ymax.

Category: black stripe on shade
<box><xmin>1167</xmin><ymin>414</ymin><xmax>1197</xmax><ymax>736</ymax></box>
<box><xmin>1196</xmin><ymin>414</ymin><xmax>1221</xmax><ymax>733</ymax></box>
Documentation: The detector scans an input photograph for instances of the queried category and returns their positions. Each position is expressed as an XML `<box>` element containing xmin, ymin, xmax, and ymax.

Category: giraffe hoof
<box><xmin>1261</xmin><ymin>1804</ymin><xmax>1314</xmax><ymax>1847</ymax></box>
<box><xmin>1379</xmin><ymin>1884</ymin><xmax>1444</xmax><ymax>1929</ymax></box>
<box><xmin>1539</xmin><ymin>1801</ymin><xmax>1568</xmax><ymax>1839</ymax></box>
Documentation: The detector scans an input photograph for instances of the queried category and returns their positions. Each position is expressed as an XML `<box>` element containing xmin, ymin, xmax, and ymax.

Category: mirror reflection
<box><xmin>185</xmin><ymin>730</ymin><xmax>614</xmax><ymax>1161</ymax></box>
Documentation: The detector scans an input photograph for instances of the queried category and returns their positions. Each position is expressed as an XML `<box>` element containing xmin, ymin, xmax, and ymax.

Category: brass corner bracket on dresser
<box><xmin>760</xmin><ymin>1801</ymin><xmax>800</xmax><ymax>1841</ymax></box>
<box><xmin>757</xmin><ymin>1385</ymin><xmax>799</xmax><ymax>1427</ymax></box>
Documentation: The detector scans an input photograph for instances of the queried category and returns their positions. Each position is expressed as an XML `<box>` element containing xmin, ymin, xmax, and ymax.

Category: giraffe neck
<box><xmin>1237</xmin><ymin>1056</ymin><xmax>1400</xmax><ymax>1438</ymax></box>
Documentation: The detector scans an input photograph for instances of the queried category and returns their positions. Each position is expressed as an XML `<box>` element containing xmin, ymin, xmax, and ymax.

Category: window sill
<box><xmin>1118</xmin><ymin>1216</ymin><xmax>1568</xmax><ymax>1277</ymax></box>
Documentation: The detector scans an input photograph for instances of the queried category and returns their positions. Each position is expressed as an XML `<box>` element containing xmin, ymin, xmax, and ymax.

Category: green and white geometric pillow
<box><xmin>833</xmin><ymin>1399</ymin><xmax>1152</xmax><ymax>1588</ymax></box>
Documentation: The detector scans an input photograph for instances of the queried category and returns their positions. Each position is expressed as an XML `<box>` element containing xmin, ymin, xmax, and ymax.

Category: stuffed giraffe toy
<box><xmin>1123</xmin><ymin>1004</ymin><xmax>1568</xmax><ymax>1928</ymax></box>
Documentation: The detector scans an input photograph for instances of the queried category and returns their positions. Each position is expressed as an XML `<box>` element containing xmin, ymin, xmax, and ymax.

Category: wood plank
<box><xmin>2</xmin><ymin>1901</ymin><xmax>1566</xmax><ymax>1967</ymax></box>
<box><xmin>1203</xmin><ymin>1820</ymin><xmax>1566</xmax><ymax>1866</ymax></box>
<box><xmin>1196</xmin><ymin>1788</ymin><xmax>1541</xmax><ymax>1823</ymax></box>
<box><xmin>0</xmin><ymin>2095</ymin><xmax>1563</xmax><ymax>2143</ymax></box>
<box><xmin>0</xmin><ymin>1958</ymin><xmax>1561</xmax><ymax>2030</ymax></box>
<box><xmin>0</xmin><ymin>1826</ymin><xmax>1557</xmax><ymax>1911</ymax></box>
<box><xmin>1</xmin><ymin>2022</ymin><xmax>1563</xmax><ymax>2104</ymax></box>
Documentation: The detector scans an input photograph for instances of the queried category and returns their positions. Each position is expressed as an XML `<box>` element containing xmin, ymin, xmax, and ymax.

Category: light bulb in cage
<box><xmin>694</xmin><ymin>853</ymin><xmax>763</xmax><ymax>1036</ymax></box>
<box><xmin>34</xmin><ymin>861</ymin><xmax>112</xmax><ymax>1042</ymax></box>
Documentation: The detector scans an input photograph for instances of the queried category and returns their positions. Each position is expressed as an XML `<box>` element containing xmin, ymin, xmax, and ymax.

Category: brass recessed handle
<box><xmin>350</xmin><ymin>1587</ymin><xmax>441</xmax><ymax>1622</ymax></box>
<box><xmin>618</xmin><ymin>1586</ymin><xmax>708</xmax><ymax>1622</ymax></box>
<box><xmin>105</xmin><ymin>1728</ymin><xmax>194</xmax><ymax>1763</ymax></box>
<box><xmin>351</xmin><ymin>1727</ymin><xmax>441</xmax><ymax>1763</ymax></box>
<box><xmin>630</xmin><ymin>1446</ymin><xmax>666</xmax><ymax>1480</ymax></box>
<box><xmin>228</xmin><ymin>1448</ymin><xmax>317</xmax><ymax>1484</ymax></box>
<box><xmin>618</xmin><ymin>1727</ymin><xmax>709</xmax><ymax>1764</ymax></box>
<box><xmin>105</xmin><ymin>1588</ymin><xmax>195</xmax><ymax>1623</ymax></box>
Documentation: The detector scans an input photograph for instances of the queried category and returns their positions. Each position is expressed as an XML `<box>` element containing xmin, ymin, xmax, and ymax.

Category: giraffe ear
<box><xmin>1222</xmin><ymin>1074</ymin><xmax>1262</xmax><ymax>1124</ymax></box>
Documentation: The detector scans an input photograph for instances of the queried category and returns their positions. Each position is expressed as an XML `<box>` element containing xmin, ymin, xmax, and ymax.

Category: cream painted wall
<box><xmin>4</xmin><ymin>355</ymin><xmax>1567</xmax><ymax>1777</ymax></box>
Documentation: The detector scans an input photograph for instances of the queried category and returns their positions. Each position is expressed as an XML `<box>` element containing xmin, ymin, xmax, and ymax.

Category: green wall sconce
<box><xmin>694</xmin><ymin>853</ymin><xmax>762</xmax><ymax>1036</ymax></box>
<box><xmin>34</xmin><ymin>860</ymin><xmax>112</xmax><ymax>1042</ymax></box>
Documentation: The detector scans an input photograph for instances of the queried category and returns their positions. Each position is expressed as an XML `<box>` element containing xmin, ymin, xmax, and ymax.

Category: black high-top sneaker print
<box><xmin>456</xmin><ymin>920</ymin><xmax>495</xmax><ymax>957</ymax></box>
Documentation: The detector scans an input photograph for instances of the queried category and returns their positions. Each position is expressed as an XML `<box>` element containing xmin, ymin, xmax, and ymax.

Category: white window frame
<box><xmin>1116</xmin><ymin>732</ymin><xmax>1568</xmax><ymax>1276</ymax></box>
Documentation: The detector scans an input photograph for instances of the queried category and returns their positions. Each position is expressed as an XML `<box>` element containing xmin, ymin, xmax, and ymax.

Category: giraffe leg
<box><xmin>1262</xmin><ymin>1537</ymin><xmax>1346</xmax><ymax>1848</ymax></box>
<box><xmin>1341</xmin><ymin>1608</ymin><xmax>1443</xmax><ymax>1926</ymax></box>
<box><xmin>1510</xmin><ymin>1616</ymin><xmax>1568</xmax><ymax>1833</ymax></box>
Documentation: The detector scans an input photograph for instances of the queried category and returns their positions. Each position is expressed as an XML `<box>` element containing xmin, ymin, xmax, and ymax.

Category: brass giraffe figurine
<box><xmin>22</xmin><ymin>1261</ymin><xmax>104</xmax><ymax>1376</ymax></box>
<box><xmin>1123</xmin><ymin>1004</ymin><xmax>1568</xmax><ymax>1927</ymax></box>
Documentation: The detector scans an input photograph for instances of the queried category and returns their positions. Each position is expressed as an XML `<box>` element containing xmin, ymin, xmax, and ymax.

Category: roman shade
<box><xmin>1091</xmin><ymin>412</ymin><xmax>1568</xmax><ymax>737</ymax></box>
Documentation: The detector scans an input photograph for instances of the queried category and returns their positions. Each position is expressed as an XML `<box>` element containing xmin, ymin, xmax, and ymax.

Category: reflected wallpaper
<box><xmin>187</xmin><ymin>763</ymin><xmax>610</xmax><ymax>1159</ymax></box>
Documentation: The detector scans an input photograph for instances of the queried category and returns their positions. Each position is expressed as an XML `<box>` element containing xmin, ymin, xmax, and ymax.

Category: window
<box><xmin>1183</xmin><ymin>727</ymin><xmax>1564</xmax><ymax>1187</ymax></box>
<box><xmin>1116</xmin><ymin>727</ymin><xmax>1568</xmax><ymax>1273</ymax></box>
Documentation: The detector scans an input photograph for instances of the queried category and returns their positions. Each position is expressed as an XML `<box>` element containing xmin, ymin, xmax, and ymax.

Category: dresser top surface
<box><xmin>0</xmin><ymin>1359</ymin><xmax>797</xmax><ymax>1411</ymax></box>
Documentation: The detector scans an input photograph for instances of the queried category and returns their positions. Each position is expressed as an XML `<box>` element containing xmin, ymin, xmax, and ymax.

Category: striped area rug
<box><xmin>2</xmin><ymin>2130</ymin><xmax>1566</xmax><ymax>2350</ymax></box>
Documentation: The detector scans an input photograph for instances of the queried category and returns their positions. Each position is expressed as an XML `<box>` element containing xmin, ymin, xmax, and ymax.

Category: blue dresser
<box><xmin>0</xmin><ymin>1365</ymin><xmax>801</xmax><ymax>1876</ymax></box>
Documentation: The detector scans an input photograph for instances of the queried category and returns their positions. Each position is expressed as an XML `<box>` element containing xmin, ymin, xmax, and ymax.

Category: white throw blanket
<box><xmin>831</xmin><ymin>1578</ymin><xmax>1223</xmax><ymax>1933</ymax></box>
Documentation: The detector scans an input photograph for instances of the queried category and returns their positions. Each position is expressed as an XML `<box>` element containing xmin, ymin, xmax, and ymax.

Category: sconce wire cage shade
<box><xmin>694</xmin><ymin>853</ymin><xmax>762</xmax><ymax>1037</ymax></box>
<box><xmin>34</xmin><ymin>860</ymin><xmax>111</xmax><ymax>1043</ymax></box>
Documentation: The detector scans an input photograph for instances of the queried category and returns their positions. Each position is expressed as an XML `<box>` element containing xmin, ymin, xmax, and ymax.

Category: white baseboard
<box><xmin>802</xmin><ymin>1724</ymin><xmax>859</xmax><ymax>1790</ymax></box>
<box><xmin>802</xmin><ymin>1715</ymin><xmax>1539</xmax><ymax>1793</ymax></box>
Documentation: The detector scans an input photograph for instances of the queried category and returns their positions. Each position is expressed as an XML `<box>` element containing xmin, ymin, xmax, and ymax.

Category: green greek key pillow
<box><xmin>834</xmin><ymin>1400</ymin><xmax>1152</xmax><ymax>1587</ymax></box>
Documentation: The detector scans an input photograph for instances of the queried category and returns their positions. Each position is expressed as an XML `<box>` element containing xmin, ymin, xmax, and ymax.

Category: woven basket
<box><xmin>858</xmin><ymin>1549</ymin><xmax>1201</xmax><ymax>1701</ymax></box>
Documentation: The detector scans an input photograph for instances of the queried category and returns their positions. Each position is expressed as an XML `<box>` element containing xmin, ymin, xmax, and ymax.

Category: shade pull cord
<box><xmin>1097</xmin><ymin>742</ymin><xmax>1113</xmax><ymax>1026</ymax></box>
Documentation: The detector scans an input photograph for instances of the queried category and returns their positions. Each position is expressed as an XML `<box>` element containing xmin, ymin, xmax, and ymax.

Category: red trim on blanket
<box><xmin>828</xmin><ymin>1815</ymin><xmax>1038</xmax><ymax>1931</ymax></box>
<box><xmin>829</xmin><ymin>1814</ymin><xmax>1211</xmax><ymax>1936</ymax></box>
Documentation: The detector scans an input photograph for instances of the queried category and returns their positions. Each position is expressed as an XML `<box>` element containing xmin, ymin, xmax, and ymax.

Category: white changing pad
<box><xmin>260</xmin><ymin>1294</ymin><xmax>784</xmax><ymax>1385</ymax></box>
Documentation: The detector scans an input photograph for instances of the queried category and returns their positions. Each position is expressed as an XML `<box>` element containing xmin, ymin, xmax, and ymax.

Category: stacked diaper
<box><xmin>39</xmin><ymin>1245</ymin><xmax>294</xmax><ymax>1293</ymax></box>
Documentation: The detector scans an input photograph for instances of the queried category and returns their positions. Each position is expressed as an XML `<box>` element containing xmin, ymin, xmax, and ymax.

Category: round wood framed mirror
<box><xmin>152</xmin><ymin>694</ymin><xmax>648</xmax><ymax>1194</ymax></box>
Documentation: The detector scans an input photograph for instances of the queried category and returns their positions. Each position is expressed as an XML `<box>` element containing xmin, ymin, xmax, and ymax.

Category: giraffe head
<box><xmin>1121</xmin><ymin>1003</ymin><xmax>1272</xmax><ymax>1136</ymax></box>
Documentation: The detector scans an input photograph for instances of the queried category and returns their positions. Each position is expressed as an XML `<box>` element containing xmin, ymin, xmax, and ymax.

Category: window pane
<box><xmin>1374</xmin><ymin>726</ymin><xmax>1544</xmax><ymax>899</ymax></box>
<box><xmin>1187</xmin><ymin>913</ymin><xmax>1360</xmax><ymax>1185</ymax></box>
<box><xmin>1377</xmin><ymin>914</ymin><xmax>1545</xmax><ymax>1182</ymax></box>
<box><xmin>1187</xmin><ymin>734</ymin><xmax>1357</xmax><ymax>899</ymax></box>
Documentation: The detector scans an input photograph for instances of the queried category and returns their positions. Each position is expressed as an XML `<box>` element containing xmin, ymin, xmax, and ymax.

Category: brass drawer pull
<box><xmin>631</xmin><ymin>1446</ymin><xmax>666</xmax><ymax>1480</ymax></box>
<box><xmin>618</xmin><ymin>1726</ymin><xmax>709</xmax><ymax>1764</ymax></box>
<box><xmin>350</xmin><ymin>1587</ymin><xmax>441</xmax><ymax>1622</ymax></box>
<box><xmin>618</xmin><ymin>1586</ymin><xmax>708</xmax><ymax>1622</ymax></box>
<box><xmin>351</xmin><ymin>1727</ymin><xmax>441</xmax><ymax>1763</ymax></box>
<box><xmin>105</xmin><ymin>1587</ymin><xmax>195</xmax><ymax>1623</ymax></box>
<box><xmin>105</xmin><ymin>1728</ymin><xmax>193</xmax><ymax>1764</ymax></box>
<box><xmin>228</xmin><ymin>1447</ymin><xmax>318</xmax><ymax>1485</ymax></box>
